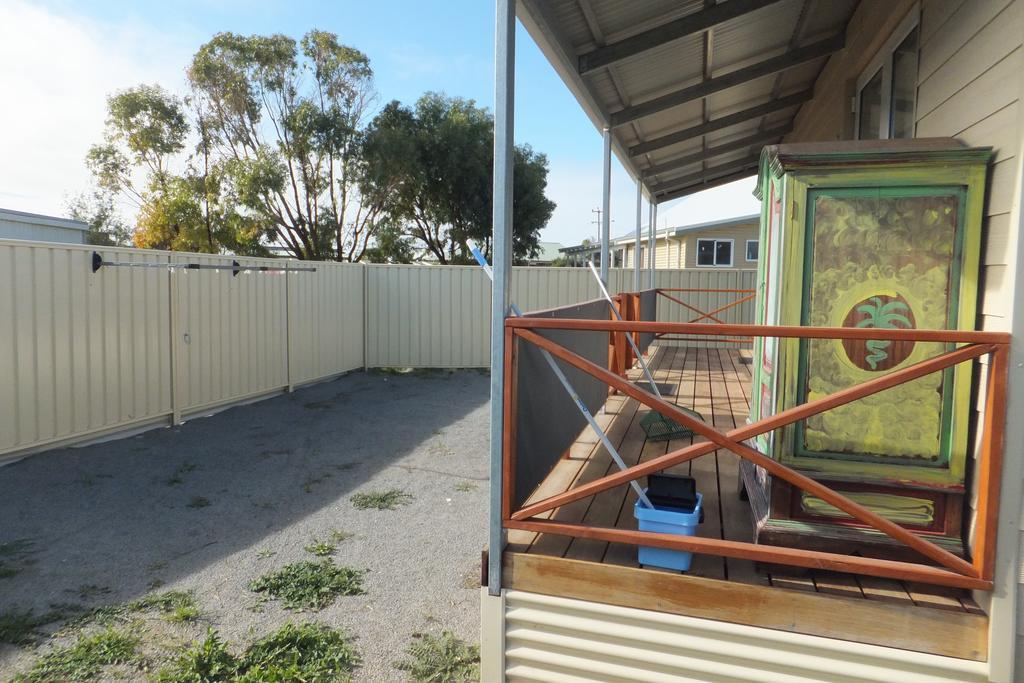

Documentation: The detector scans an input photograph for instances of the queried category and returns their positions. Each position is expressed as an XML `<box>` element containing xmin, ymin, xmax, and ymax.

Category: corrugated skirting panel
<box><xmin>503</xmin><ymin>591</ymin><xmax>989</xmax><ymax>683</ymax></box>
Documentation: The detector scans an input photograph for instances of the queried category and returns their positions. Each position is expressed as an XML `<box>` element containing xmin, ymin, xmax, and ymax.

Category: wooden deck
<box><xmin>503</xmin><ymin>344</ymin><xmax>988</xmax><ymax>659</ymax></box>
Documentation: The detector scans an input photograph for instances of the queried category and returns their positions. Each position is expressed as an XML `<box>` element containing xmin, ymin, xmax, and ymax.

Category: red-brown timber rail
<box><xmin>501</xmin><ymin>314</ymin><xmax>1010</xmax><ymax>591</ymax></box>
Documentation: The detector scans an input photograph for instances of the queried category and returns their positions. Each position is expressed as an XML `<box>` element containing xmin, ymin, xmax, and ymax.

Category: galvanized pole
<box><xmin>600</xmin><ymin>126</ymin><xmax>612</xmax><ymax>286</ymax></box>
<box><xmin>488</xmin><ymin>0</ymin><xmax>515</xmax><ymax>597</ymax></box>
<box><xmin>634</xmin><ymin>180</ymin><xmax>642</xmax><ymax>290</ymax></box>
<box><xmin>648</xmin><ymin>201</ymin><xmax>657</xmax><ymax>288</ymax></box>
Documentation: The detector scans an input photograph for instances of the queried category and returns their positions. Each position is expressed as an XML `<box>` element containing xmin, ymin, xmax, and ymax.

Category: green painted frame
<box><xmin>768</xmin><ymin>154</ymin><xmax>989</xmax><ymax>489</ymax></box>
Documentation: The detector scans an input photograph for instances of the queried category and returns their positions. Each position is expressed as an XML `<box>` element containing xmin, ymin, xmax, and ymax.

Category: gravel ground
<box><xmin>0</xmin><ymin>369</ymin><xmax>490</xmax><ymax>682</ymax></box>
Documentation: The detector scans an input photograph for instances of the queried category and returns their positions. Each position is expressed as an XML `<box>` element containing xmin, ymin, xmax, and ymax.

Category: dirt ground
<box><xmin>0</xmin><ymin>369</ymin><xmax>490</xmax><ymax>682</ymax></box>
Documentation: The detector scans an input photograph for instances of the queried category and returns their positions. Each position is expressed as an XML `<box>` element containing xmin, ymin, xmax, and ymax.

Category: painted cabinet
<box><xmin>744</xmin><ymin>139</ymin><xmax>991</xmax><ymax>557</ymax></box>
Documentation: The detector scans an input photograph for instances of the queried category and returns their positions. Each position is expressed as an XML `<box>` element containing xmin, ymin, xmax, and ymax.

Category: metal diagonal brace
<box><xmin>470</xmin><ymin>246</ymin><xmax>654</xmax><ymax>509</ymax></box>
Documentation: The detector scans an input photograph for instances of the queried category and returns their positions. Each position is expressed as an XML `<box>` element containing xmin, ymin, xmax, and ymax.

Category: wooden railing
<box><xmin>655</xmin><ymin>287</ymin><xmax>756</xmax><ymax>344</ymax></box>
<box><xmin>501</xmin><ymin>315</ymin><xmax>1010</xmax><ymax>590</ymax></box>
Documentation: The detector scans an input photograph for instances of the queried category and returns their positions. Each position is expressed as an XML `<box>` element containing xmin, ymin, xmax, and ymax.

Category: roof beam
<box><xmin>577</xmin><ymin>0</ymin><xmax>787</xmax><ymax>74</ymax></box>
<box><xmin>630</xmin><ymin>88</ymin><xmax>812</xmax><ymax>156</ymax></box>
<box><xmin>650</xmin><ymin>154</ymin><xmax>761</xmax><ymax>195</ymax></box>
<box><xmin>641</xmin><ymin>123</ymin><xmax>792</xmax><ymax>179</ymax></box>
<box><xmin>611</xmin><ymin>33</ymin><xmax>843</xmax><ymax>127</ymax></box>
<box><xmin>655</xmin><ymin>166</ymin><xmax>761</xmax><ymax>203</ymax></box>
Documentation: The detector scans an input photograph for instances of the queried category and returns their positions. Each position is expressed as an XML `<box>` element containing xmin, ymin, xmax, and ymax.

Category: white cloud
<box><xmin>0</xmin><ymin>1</ymin><xmax>197</xmax><ymax>217</ymax></box>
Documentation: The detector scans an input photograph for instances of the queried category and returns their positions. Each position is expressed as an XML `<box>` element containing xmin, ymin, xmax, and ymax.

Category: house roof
<box><xmin>517</xmin><ymin>0</ymin><xmax>858</xmax><ymax>203</ymax></box>
<box><xmin>533</xmin><ymin>241</ymin><xmax>566</xmax><ymax>261</ymax></box>
<box><xmin>610</xmin><ymin>212</ymin><xmax>759</xmax><ymax>245</ymax></box>
<box><xmin>0</xmin><ymin>207</ymin><xmax>88</xmax><ymax>232</ymax></box>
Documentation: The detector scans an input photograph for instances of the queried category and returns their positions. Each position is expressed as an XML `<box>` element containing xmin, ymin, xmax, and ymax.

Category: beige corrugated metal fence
<box><xmin>0</xmin><ymin>240</ymin><xmax>753</xmax><ymax>461</ymax></box>
<box><xmin>0</xmin><ymin>240</ymin><xmax>364</xmax><ymax>462</ymax></box>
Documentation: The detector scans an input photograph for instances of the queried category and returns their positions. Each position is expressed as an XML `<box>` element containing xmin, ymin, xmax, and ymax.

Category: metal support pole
<box><xmin>488</xmin><ymin>0</ymin><xmax>515</xmax><ymax>597</ymax></box>
<box><xmin>634</xmin><ymin>180</ymin><xmax>642</xmax><ymax>290</ymax></box>
<box><xmin>649</xmin><ymin>202</ymin><xmax>657</xmax><ymax>288</ymax></box>
<box><xmin>600</xmin><ymin>126</ymin><xmax>612</xmax><ymax>286</ymax></box>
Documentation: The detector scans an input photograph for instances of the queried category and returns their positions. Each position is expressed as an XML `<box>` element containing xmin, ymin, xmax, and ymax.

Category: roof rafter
<box><xmin>655</xmin><ymin>166</ymin><xmax>761</xmax><ymax>203</ymax></box>
<box><xmin>611</xmin><ymin>33</ymin><xmax>844</xmax><ymax>127</ymax></box>
<box><xmin>577</xmin><ymin>0</ymin><xmax>787</xmax><ymax>74</ymax></box>
<box><xmin>630</xmin><ymin>88</ymin><xmax>812</xmax><ymax>156</ymax></box>
<box><xmin>641</xmin><ymin>123</ymin><xmax>792</xmax><ymax>179</ymax></box>
<box><xmin>650</xmin><ymin>154</ymin><xmax>761</xmax><ymax>196</ymax></box>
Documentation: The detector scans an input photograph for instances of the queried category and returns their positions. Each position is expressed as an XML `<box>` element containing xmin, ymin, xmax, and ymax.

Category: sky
<box><xmin>0</xmin><ymin>0</ymin><xmax>759</xmax><ymax>247</ymax></box>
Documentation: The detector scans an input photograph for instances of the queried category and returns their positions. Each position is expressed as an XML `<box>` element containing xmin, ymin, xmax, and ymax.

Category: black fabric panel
<box><xmin>514</xmin><ymin>299</ymin><xmax>611</xmax><ymax>509</ymax></box>
<box><xmin>637</xmin><ymin>288</ymin><xmax>658</xmax><ymax>353</ymax></box>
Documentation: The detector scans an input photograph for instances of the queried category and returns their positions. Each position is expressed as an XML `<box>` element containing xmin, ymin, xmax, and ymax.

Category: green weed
<box><xmin>154</xmin><ymin>622</ymin><xmax>360</xmax><ymax>682</ymax></box>
<box><xmin>249</xmin><ymin>560</ymin><xmax>365</xmax><ymax>611</ymax></box>
<box><xmin>15</xmin><ymin>628</ymin><xmax>139</xmax><ymax>682</ymax></box>
<box><xmin>256</xmin><ymin>548</ymin><xmax>277</xmax><ymax>560</ymax></box>
<box><xmin>395</xmin><ymin>631</ymin><xmax>479</xmax><ymax>683</ymax></box>
<box><xmin>187</xmin><ymin>496</ymin><xmax>211</xmax><ymax>509</ymax></box>
<box><xmin>351</xmin><ymin>488</ymin><xmax>413</xmax><ymax>510</ymax></box>
<box><xmin>454</xmin><ymin>481</ymin><xmax>477</xmax><ymax>493</ymax></box>
<box><xmin>304</xmin><ymin>539</ymin><xmax>337</xmax><ymax>557</ymax></box>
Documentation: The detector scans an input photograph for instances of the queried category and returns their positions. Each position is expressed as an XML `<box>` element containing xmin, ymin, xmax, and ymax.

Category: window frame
<box><xmin>854</xmin><ymin>7</ymin><xmax>920</xmax><ymax>140</ymax></box>
<box><xmin>745</xmin><ymin>239</ymin><xmax>759</xmax><ymax>262</ymax></box>
<box><xmin>696</xmin><ymin>238</ymin><xmax>735</xmax><ymax>267</ymax></box>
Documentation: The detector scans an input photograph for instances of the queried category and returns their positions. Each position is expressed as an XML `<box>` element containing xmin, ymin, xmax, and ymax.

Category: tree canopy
<box><xmin>362</xmin><ymin>93</ymin><xmax>555</xmax><ymax>264</ymax></box>
<box><xmin>81</xmin><ymin>30</ymin><xmax>555</xmax><ymax>262</ymax></box>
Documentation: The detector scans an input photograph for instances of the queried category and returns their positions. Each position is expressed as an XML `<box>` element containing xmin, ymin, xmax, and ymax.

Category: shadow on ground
<box><xmin>0</xmin><ymin>368</ymin><xmax>490</xmax><ymax>682</ymax></box>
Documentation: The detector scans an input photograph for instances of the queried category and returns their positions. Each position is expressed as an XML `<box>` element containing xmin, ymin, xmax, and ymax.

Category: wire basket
<box><xmin>640</xmin><ymin>406</ymin><xmax>704</xmax><ymax>442</ymax></box>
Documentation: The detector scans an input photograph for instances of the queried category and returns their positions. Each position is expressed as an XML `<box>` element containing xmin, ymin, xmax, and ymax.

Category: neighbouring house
<box><xmin>0</xmin><ymin>208</ymin><xmax>88</xmax><ymax>244</ymax></box>
<box><xmin>559</xmin><ymin>214</ymin><xmax>759</xmax><ymax>269</ymax></box>
<box><xmin>483</xmin><ymin>1</ymin><xmax>1024</xmax><ymax>682</ymax></box>
<box><xmin>618</xmin><ymin>213</ymin><xmax>759</xmax><ymax>269</ymax></box>
<box><xmin>526</xmin><ymin>241</ymin><xmax>565</xmax><ymax>265</ymax></box>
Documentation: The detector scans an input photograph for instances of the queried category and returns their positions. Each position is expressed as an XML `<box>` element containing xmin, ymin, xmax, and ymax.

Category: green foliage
<box><xmin>237</xmin><ymin>622</ymin><xmax>360</xmax><ymax>682</ymax></box>
<box><xmin>350</xmin><ymin>488</ymin><xmax>413</xmax><ymax>510</ymax></box>
<box><xmin>154</xmin><ymin>622</ymin><xmax>360</xmax><ymax>682</ymax></box>
<box><xmin>65</xmin><ymin>590</ymin><xmax>199</xmax><ymax>629</ymax></box>
<box><xmin>66</xmin><ymin>190</ymin><xmax>133</xmax><ymax>247</ymax></box>
<box><xmin>394</xmin><ymin>631</ymin><xmax>479</xmax><ymax>683</ymax></box>
<box><xmin>361</xmin><ymin>93</ymin><xmax>555</xmax><ymax>264</ymax></box>
<box><xmin>248</xmin><ymin>560</ymin><xmax>365</xmax><ymax>610</ymax></box>
<box><xmin>15</xmin><ymin>628</ymin><xmax>139</xmax><ymax>682</ymax></box>
<box><xmin>153</xmin><ymin>629</ymin><xmax>238</xmax><ymax>682</ymax></box>
<box><xmin>304</xmin><ymin>539</ymin><xmax>337</xmax><ymax>557</ymax></box>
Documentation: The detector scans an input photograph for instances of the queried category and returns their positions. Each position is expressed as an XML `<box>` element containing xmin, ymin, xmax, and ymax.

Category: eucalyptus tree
<box><xmin>186</xmin><ymin>30</ymin><xmax>389</xmax><ymax>260</ymax></box>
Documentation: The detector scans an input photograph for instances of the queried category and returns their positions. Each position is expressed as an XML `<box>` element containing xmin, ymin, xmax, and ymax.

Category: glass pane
<box><xmin>746</xmin><ymin>240</ymin><xmax>759</xmax><ymax>261</ymax></box>
<box><xmin>697</xmin><ymin>240</ymin><xmax>714</xmax><ymax>266</ymax></box>
<box><xmin>858</xmin><ymin>68</ymin><xmax>883</xmax><ymax>139</ymax></box>
<box><xmin>715</xmin><ymin>241</ymin><xmax>732</xmax><ymax>265</ymax></box>
<box><xmin>891</xmin><ymin>27</ymin><xmax>919</xmax><ymax>139</ymax></box>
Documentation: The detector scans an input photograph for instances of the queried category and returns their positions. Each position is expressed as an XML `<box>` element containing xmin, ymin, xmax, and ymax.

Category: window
<box><xmin>855</xmin><ymin>11</ymin><xmax>919</xmax><ymax>140</ymax></box>
<box><xmin>696</xmin><ymin>239</ymin><xmax>733</xmax><ymax>267</ymax></box>
<box><xmin>745</xmin><ymin>239</ymin><xmax>759</xmax><ymax>262</ymax></box>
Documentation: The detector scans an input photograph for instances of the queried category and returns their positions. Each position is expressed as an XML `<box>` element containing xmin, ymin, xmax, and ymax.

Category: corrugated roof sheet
<box><xmin>518</xmin><ymin>0</ymin><xmax>859</xmax><ymax>201</ymax></box>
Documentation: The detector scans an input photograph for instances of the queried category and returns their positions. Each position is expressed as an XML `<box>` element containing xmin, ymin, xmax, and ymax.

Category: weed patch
<box><xmin>65</xmin><ymin>590</ymin><xmax>200</xmax><ymax>629</ymax></box>
<box><xmin>187</xmin><ymin>496</ymin><xmax>211</xmax><ymax>509</ymax></box>
<box><xmin>256</xmin><ymin>548</ymin><xmax>277</xmax><ymax>560</ymax></box>
<box><xmin>304</xmin><ymin>539</ymin><xmax>336</xmax><ymax>557</ymax></box>
<box><xmin>155</xmin><ymin>622</ymin><xmax>360</xmax><ymax>682</ymax></box>
<box><xmin>0</xmin><ymin>539</ymin><xmax>36</xmax><ymax>580</ymax></box>
<box><xmin>351</xmin><ymin>488</ymin><xmax>412</xmax><ymax>510</ymax></box>
<box><xmin>15</xmin><ymin>627</ymin><xmax>139</xmax><ymax>682</ymax></box>
<box><xmin>395</xmin><ymin>631</ymin><xmax>479</xmax><ymax>683</ymax></box>
<box><xmin>249</xmin><ymin>560</ymin><xmax>365</xmax><ymax>611</ymax></box>
<box><xmin>454</xmin><ymin>481</ymin><xmax>477</xmax><ymax>493</ymax></box>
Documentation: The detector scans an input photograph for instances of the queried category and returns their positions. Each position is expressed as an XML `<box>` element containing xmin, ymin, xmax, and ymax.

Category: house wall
<box><xmin>484</xmin><ymin>589</ymin><xmax>989</xmax><ymax>682</ymax></box>
<box><xmin>789</xmin><ymin>0</ymin><xmax>1024</xmax><ymax>676</ymax></box>
<box><xmin>0</xmin><ymin>219</ymin><xmax>86</xmax><ymax>244</ymax></box>
<box><xmin>619</xmin><ymin>224</ymin><xmax>760</xmax><ymax>270</ymax></box>
<box><xmin>681</xmin><ymin>222</ymin><xmax>760</xmax><ymax>269</ymax></box>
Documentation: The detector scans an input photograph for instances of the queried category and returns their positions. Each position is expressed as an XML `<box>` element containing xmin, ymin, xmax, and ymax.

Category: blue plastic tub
<box><xmin>634</xmin><ymin>491</ymin><xmax>703</xmax><ymax>571</ymax></box>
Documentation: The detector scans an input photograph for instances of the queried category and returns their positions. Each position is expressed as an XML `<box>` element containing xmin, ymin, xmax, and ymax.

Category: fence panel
<box><xmin>287</xmin><ymin>262</ymin><xmax>365</xmax><ymax>386</ymax></box>
<box><xmin>0</xmin><ymin>242</ymin><xmax>172</xmax><ymax>456</ymax></box>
